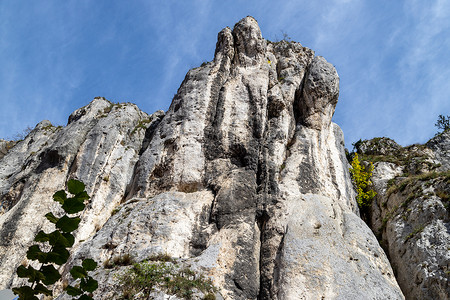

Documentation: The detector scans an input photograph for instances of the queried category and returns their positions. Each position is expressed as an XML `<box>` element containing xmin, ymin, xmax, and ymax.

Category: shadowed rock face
<box><xmin>0</xmin><ymin>17</ymin><xmax>404</xmax><ymax>299</ymax></box>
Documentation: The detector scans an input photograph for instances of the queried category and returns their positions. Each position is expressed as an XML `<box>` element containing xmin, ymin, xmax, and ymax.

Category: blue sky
<box><xmin>0</xmin><ymin>0</ymin><xmax>449</xmax><ymax>147</ymax></box>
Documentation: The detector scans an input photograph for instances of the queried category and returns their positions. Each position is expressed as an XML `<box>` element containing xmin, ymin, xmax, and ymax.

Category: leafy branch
<box><xmin>13</xmin><ymin>179</ymin><xmax>98</xmax><ymax>300</ymax></box>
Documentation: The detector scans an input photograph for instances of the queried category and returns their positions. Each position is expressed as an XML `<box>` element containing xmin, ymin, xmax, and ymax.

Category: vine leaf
<box><xmin>70</xmin><ymin>266</ymin><xmax>87</xmax><ymax>279</ymax></box>
<box><xmin>45</xmin><ymin>212</ymin><xmax>59</xmax><ymax>224</ymax></box>
<box><xmin>34</xmin><ymin>231</ymin><xmax>50</xmax><ymax>243</ymax></box>
<box><xmin>63</xmin><ymin>232</ymin><xmax>75</xmax><ymax>247</ymax></box>
<box><xmin>82</xmin><ymin>259</ymin><xmax>97</xmax><ymax>271</ymax></box>
<box><xmin>26</xmin><ymin>245</ymin><xmax>47</xmax><ymax>264</ymax></box>
<box><xmin>57</xmin><ymin>215</ymin><xmax>81</xmax><ymax>233</ymax></box>
<box><xmin>74</xmin><ymin>191</ymin><xmax>90</xmax><ymax>202</ymax></box>
<box><xmin>13</xmin><ymin>179</ymin><xmax>98</xmax><ymax>300</ymax></box>
<box><xmin>45</xmin><ymin>245</ymin><xmax>70</xmax><ymax>265</ymax></box>
<box><xmin>34</xmin><ymin>283</ymin><xmax>52</xmax><ymax>296</ymax></box>
<box><xmin>48</xmin><ymin>230</ymin><xmax>72</xmax><ymax>248</ymax></box>
<box><xmin>53</xmin><ymin>190</ymin><xmax>67</xmax><ymax>205</ymax></box>
<box><xmin>66</xmin><ymin>285</ymin><xmax>83</xmax><ymax>296</ymax></box>
<box><xmin>41</xmin><ymin>265</ymin><xmax>61</xmax><ymax>285</ymax></box>
<box><xmin>12</xmin><ymin>286</ymin><xmax>39</xmax><ymax>300</ymax></box>
<box><xmin>68</xmin><ymin>179</ymin><xmax>85</xmax><ymax>195</ymax></box>
<box><xmin>16</xmin><ymin>265</ymin><xmax>44</xmax><ymax>283</ymax></box>
<box><xmin>62</xmin><ymin>197</ymin><xmax>85</xmax><ymax>214</ymax></box>
<box><xmin>80</xmin><ymin>276</ymin><xmax>98</xmax><ymax>293</ymax></box>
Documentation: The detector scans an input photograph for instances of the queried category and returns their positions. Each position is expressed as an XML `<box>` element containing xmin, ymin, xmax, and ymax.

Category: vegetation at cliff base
<box><xmin>13</xmin><ymin>179</ymin><xmax>98</xmax><ymax>300</ymax></box>
<box><xmin>118</xmin><ymin>256</ymin><xmax>216</xmax><ymax>300</ymax></box>
<box><xmin>349</xmin><ymin>153</ymin><xmax>377</xmax><ymax>208</ymax></box>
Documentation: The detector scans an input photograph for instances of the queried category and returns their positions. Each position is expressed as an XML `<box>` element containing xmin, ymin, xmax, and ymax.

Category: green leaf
<box><xmin>63</xmin><ymin>232</ymin><xmax>75</xmax><ymax>247</ymax></box>
<box><xmin>66</xmin><ymin>285</ymin><xmax>83</xmax><ymax>296</ymax></box>
<box><xmin>74</xmin><ymin>191</ymin><xmax>90</xmax><ymax>201</ymax></box>
<box><xmin>26</xmin><ymin>245</ymin><xmax>41</xmax><ymax>259</ymax></box>
<box><xmin>27</xmin><ymin>245</ymin><xmax>48</xmax><ymax>263</ymax></box>
<box><xmin>16</xmin><ymin>265</ymin><xmax>30</xmax><ymax>278</ymax></box>
<box><xmin>78</xmin><ymin>295</ymin><xmax>94</xmax><ymax>300</ymax></box>
<box><xmin>62</xmin><ymin>197</ymin><xmax>85</xmax><ymax>214</ymax></box>
<box><xmin>46</xmin><ymin>245</ymin><xmax>70</xmax><ymax>265</ymax></box>
<box><xmin>16</xmin><ymin>265</ymin><xmax>45</xmax><ymax>283</ymax></box>
<box><xmin>53</xmin><ymin>190</ymin><xmax>67</xmax><ymax>205</ymax></box>
<box><xmin>48</xmin><ymin>230</ymin><xmax>71</xmax><ymax>247</ymax></box>
<box><xmin>34</xmin><ymin>231</ymin><xmax>50</xmax><ymax>243</ymax></box>
<box><xmin>70</xmin><ymin>265</ymin><xmax>87</xmax><ymax>279</ymax></box>
<box><xmin>34</xmin><ymin>283</ymin><xmax>52</xmax><ymax>296</ymax></box>
<box><xmin>45</xmin><ymin>212</ymin><xmax>59</xmax><ymax>224</ymax></box>
<box><xmin>68</xmin><ymin>179</ymin><xmax>85</xmax><ymax>195</ymax></box>
<box><xmin>56</xmin><ymin>215</ymin><xmax>81</xmax><ymax>233</ymax></box>
<box><xmin>82</xmin><ymin>258</ymin><xmax>97</xmax><ymax>271</ymax></box>
<box><xmin>80</xmin><ymin>276</ymin><xmax>98</xmax><ymax>293</ymax></box>
<box><xmin>41</xmin><ymin>264</ymin><xmax>61</xmax><ymax>285</ymax></box>
<box><xmin>12</xmin><ymin>286</ymin><xmax>39</xmax><ymax>299</ymax></box>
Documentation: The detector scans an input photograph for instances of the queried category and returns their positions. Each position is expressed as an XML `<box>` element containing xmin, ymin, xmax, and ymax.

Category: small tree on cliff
<box><xmin>349</xmin><ymin>153</ymin><xmax>377</xmax><ymax>215</ymax></box>
<box><xmin>435</xmin><ymin>114</ymin><xmax>450</xmax><ymax>134</ymax></box>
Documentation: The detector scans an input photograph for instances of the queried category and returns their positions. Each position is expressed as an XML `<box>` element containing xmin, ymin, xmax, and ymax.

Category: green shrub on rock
<box><xmin>349</xmin><ymin>153</ymin><xmax>377</xmax><ymax>208</ymax></box>
<box><xmin>118</xmin><ymin>257</ymin><xmax>216</xmax><ymax>299</ymax></box>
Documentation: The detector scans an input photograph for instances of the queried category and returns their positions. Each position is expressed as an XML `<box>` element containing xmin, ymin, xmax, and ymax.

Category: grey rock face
<box><xmin>299</xmin><ymin>56</ymin><xmax>339</xmax><ymax>130</ymax></box>
<box><xmin>363</xmin><ymin>136</ymin><xmax>449</xmax><ymax>300</ymax></box>
<box><xmin>354</xmin><ymin>137</ymin><xmax>402</xmax><ymax>156</ymax></box>
<box><xmin>0</xmin><ymin>98</ymin><xmax>163</xmax><ymax>287</ymax></box>
<box><xmin>0</xmin><ymin>140</ymin><xmax>16</xmax><ymax>161</ymax></box>
<box><xmin>427</xmin><ymin>130</ymin><xmax>450</xmax><ymax>171</ymax></box>
<box><xmin>0</xmin><ymin>17</ymin><xmax>404</xmax><ymax>299</ymax></box>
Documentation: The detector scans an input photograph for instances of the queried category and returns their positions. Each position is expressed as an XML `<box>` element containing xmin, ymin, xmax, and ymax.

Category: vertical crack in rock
<box><xmin>124</xmin><ymin>111</ymin><xmax>165</xmax><ymax>200</ymax></box>
<box><xmin>0</xmin><ymin>179</ymin><xmax>31</xmax><ymax>249</ymax></box>
<box><xmin>0</xmin><ymin>178</ymin><xmax>26</xmax><ymax>215</ymax></box>
<box><xmin>138</xmin><ymin>111</ymin><xmax>165</xmax><ymax>156</ymax></box>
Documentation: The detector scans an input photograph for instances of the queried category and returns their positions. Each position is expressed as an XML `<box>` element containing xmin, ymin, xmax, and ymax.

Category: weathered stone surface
<box><xmin>354</xmin><ymin>137</ymin><xmax>401</xmax><ymax>156</ymax></box>
<box><xmin>427</xmin><ymin>130</ymin><xmax>450</xmax><ymax>171</ymax></box>
<box><xmin>0</xmin><ymin>98</ymin><xmax>162</xmax><ymax>288</ymax></box>
<box><xmin>362</xmin><ymin>135</ymin><xmax>450</xmax><ymax>300</ymax></box>
<box><xmin>0</xmin><ymin>139</ymin><xmax>16</xmax><ymax>161</ymax></box>
<box><xmin>0</xmin><ymin>17</ymin><xmax>404</xmax><ymax>299</ymax></box>
<box><xmin>299</xmin><ymin>56</ymin><xmax>339</xmax><ymax>130</ymax></box>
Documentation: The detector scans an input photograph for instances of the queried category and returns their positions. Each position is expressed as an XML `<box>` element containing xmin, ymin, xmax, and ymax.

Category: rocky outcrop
<box><xmin>0</xmin><ymin>99</ymin><xmax>164</xmax><ymax>287</ymax></box>
<box><xmin>1</xmin><ymin>17</ymin><xmax>404</xmax><ymax>299</ymax></box>
<box><xmin>0</xmin><ymin>139</ymin><xmax>17</xmax><ymax>161</ymax></box>
<box><xmin>357</xmin><ymin>134</ymin><xmax>449</xmax><ymax>299</ymax></box>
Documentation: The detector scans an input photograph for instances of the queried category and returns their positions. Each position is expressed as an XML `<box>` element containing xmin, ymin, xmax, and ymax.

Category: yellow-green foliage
<box><xmin>349</xmin><ymin>153</ymin><xmax>377</xmax><ymax>208</ymax></box>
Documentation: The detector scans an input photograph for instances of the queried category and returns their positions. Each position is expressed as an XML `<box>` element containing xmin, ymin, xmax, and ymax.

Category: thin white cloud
<box><xmin>391</xmin><ymin>0</ymin><xmax>450</xmax><ymax>144</ymax></box>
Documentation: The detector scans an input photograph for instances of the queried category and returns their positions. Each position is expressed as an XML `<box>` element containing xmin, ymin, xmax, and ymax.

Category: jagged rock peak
<box><xmin>232</xmin><ymin>16</ymin><xmax>265</xmax><ymax>66</ymax></box>
<box><xmin>215</xmin><ymin>16</ymin><xmax>265</xmax><ymax>66</ymax></box>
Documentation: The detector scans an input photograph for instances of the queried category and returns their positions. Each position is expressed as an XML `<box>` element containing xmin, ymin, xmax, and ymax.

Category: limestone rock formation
<box><xmin>0</xmin><ymin>139</ymin><xmax>16</xmax><ymax>161</ymax></box>
<box><xmin>0</xmin><ymin>99</ymin><xmax>164</xmax><ymax>287</ymax></box>
<box><xmin>0</xmin><ymin>17</ymin><xmax>404</xmax><ymax>299</ymax></box>
<box><xmin>357</xmin><ymin>134</ymin><xmax>449</xmax><ymax>300</ymax></box>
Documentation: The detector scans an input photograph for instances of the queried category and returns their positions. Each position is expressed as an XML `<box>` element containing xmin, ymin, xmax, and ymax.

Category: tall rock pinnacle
<box><xmin>0</xmin><ymin>17</ymin><xmax>405</xmax><ymax>299</ymax></box>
